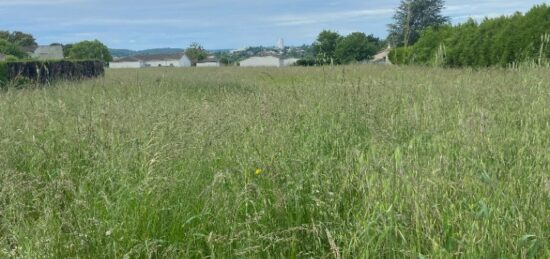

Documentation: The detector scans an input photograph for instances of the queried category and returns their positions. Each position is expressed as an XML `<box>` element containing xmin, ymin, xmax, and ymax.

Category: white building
<box><xmin>240</xmin><ymin>56</ymin><xmax>283</xmax><ymax>67</ymax></box>
<box><xmin>109</xmin><ymin>53</ymin><xmax>192</xmax><ymax>69</ymax></box>
<box><xmin>139</xmin><ymin>54</ymin><xmax>192</xmax><ymax>67</ymax></box>
<box><xmin>197</xmin><ymin>57</ymin><xmax>221</xmax><ymax>67</ymax></box>
<box><xmin>32</xmin><ymin>45</ymin><xmax>64</xmax><ymax>60</ymax></box>
<box><xmin>109</xmin><ymin>57</ymin><xmax>145</xmax><ymax>69</ymax></box>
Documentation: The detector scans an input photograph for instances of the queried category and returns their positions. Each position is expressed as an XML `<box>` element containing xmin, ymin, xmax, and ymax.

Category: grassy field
<box><xmin>0</xmin><ymin>66</ymin><xmax>549</xmax><ymax>258</ymax></box>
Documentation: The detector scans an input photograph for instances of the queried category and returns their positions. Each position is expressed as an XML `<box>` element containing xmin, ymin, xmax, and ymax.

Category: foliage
<box><xmin>335</xmin><ymin>32</ymin><xmax>382</xmax><ymax>63</ymax></box>
<box><xmin>389</xmin><ymin>4</ymin><xmax>550</xmax><ymax>67</ymax></box>
<box><xmin>0</xmin><ymin>39</ymin><xmax>29</xmax><ymax>59</ymax></box>
<box><xmin>1</xmin><ymin>66</ymin><xmax>549</xmax><ymax>257</ymax></box>
<box><xmin>0</xmin><ymin>60</ymin><xmax>104</xmax><ymax>86</ymax></box>
<box><xmin>388</xmin><ymin>46</ymin><xmax>414</xmax><ymax>65</ymax></box>
<box><xmin>313</xmin><ymin>31</ymin><xmax>385</xmax><ymax>64</ymax></box>
<box><xmin>68</xmin><ymin>40</ymin><xmax>113</xmax><ymax>62</ymax></box>
<box><xmin>0</xmin><ymin>30</ymin><xmax>37</xmax><ymax>49</ymax></box>
<box><xmin>62</xmin><ymin>44</ymin><xmax>73</xmax><ymax>57</ymax></box>
<box><xmin>388</xmin><ymin>0</ymin><xmax>449</xmax><ymax>47</ymax></box>
<box><xmin>185</xmin><ymin>42</ymin><xmax>207</xmax><ymax>65</ymax></box>
<box><xmin>0</xmin><ymin>62</ymin><xmax>7</xmax><ymax>84</ymax></box>
<box><xmin>313</xmin><ymin>30</ymin><xmax>342</xmax><ymax>64</ymax></box>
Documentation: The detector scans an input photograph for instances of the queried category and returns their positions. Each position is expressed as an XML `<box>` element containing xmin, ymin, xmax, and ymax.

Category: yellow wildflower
<box><xmin>255</xmin><ymin>168</ymin><xmax>263</xmax><ymax>175</ymax></box>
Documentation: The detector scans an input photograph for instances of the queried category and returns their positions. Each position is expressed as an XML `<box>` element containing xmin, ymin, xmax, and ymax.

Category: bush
<box><xmin>0</xmin><ymin>62</ymin><xmax>7</xmax><ymax>85</ymax></box>
<box><xmin>1</xmin><ymin>60</ymin><xmax>104</xmax><ymax>86</ymax></box>
<box><xmin>68</xmin><ymin>40</ymin><xmax>112</xmax><ymax>62</ymax></box>
<box><xmin>389</xmin><ymin>47</ymin><xmax>414</xmax><ymax>65</ymax></box>
<box><xmin>0</xmin><ymin>39</ymin><xmax>28</xmax><ymax>59</ymax></box>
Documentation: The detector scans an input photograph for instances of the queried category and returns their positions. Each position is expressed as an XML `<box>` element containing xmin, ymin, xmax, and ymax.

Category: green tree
<box><xmin>388</xmin><ymin>0</ymin><xmax>449</xmax><ymax>47</ymax></box>
<box><xmin>68</xmin><ymin>40</ymin><xmax>112</xmax><ymax>62</ymax></box>
<box><xmin>185</xmin><ymin>42</ymin><xmax>207</xmax><ymax>66</ymax></box>
<box><xmin>335</xmin><ymin>32</ymin><xmax>382</xmax><ymax>63</ymax></box>
<box><xmin>0</xmin><ymin>39</ymin><xmax>28</xmax><ymax>59</ymax></box>
<box><xmin>0</xmin><ymin>30</ymin><xmax>37</xmax><ymax>48</ymax></box>
<box><xmin>63</xmin><ymin>44</ymin><xmax>74</xmax><ymax>58</ymax></box>
<box><xmin>313</xmin><ymin>30</ymin><xmax>342</xmax><ymax>64</ymax></box>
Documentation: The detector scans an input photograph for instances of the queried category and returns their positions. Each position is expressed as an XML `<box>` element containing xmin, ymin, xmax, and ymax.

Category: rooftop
<box><xmin>113</xmin><ymin>53</ymin><xmax>187</xmax><ymax>62</ymax></box>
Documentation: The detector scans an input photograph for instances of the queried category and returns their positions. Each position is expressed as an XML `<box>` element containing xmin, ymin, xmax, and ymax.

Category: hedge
<box><xmin>389</xmin><ymin>4</ymin><xmax>550</xmax><ymax>67</ymax></box>
<box><xmin>0</xmin><ymin>60</ymin><xmax>104</xmax><ymax>86</ymax></box>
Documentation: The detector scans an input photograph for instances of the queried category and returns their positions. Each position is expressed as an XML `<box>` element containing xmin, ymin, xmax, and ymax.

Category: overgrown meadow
<box><xmin>0</xmin><ymin>66</ymin><xmax>549</xmax><ymax>258</ymax></box>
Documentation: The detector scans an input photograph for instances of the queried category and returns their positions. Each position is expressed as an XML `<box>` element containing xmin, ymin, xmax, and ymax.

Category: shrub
<box><xmin>1</xmin><ymin>60</ymin><xmax>104</xmax><ymax>86</ymax></box>
<box><xmin>0</xmin><ymin>62</ymin><xmax>7</xmax><ymax>85</ymax></box>
<box><xmin>389</xmin><ymin>46</ymin><xmax>414</xmax><ymax>65</ymax></box>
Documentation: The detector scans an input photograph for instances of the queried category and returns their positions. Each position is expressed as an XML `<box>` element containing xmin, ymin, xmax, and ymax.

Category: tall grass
<box><xmin>0</xmin><ymin>66</ymin><xmax>549</xmax><ymax>257</ymax></box>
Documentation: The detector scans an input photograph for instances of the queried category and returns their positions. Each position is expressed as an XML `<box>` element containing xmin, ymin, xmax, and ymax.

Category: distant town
<box><xmin>108</xmin><ymin>39</ymin><xmax>319</xmax><ymax>68</ymax></box>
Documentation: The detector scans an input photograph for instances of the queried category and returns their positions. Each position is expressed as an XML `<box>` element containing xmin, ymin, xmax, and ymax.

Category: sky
<box><xmin>0</xmin><ymin>0</ymin><xmax>548</xmax><ymax>50</ymax></box>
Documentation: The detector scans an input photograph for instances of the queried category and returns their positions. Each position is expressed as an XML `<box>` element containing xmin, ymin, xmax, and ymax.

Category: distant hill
<box><xmin>110</xmin><ymin>48</ymin><xmax>185</xmax><ymax>58</ymax></box>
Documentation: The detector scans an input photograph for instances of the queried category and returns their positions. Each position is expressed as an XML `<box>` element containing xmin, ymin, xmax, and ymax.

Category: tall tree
<box><xmin>68</xmin><ymin>40</ymin><xmax>112</xmax><ymax>62</ymax></box>
<box><xmin>185</xmin><ymin>42</ymin><xmax>207</xmax><ymax>66</ymax></box>
<box><xmin>313</xmin><ymin>30</ymin><xmax>342</xmax><ymax>64</ymax></box>
<box><xmin>388</xmin><ymin>0</ymin><xmax>449</xmax><ymax>47</ymax></box>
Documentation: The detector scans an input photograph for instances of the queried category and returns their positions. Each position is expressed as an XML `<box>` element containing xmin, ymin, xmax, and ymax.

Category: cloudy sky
<box><xmin>0</xmin><ymin>0</ymin><xmax>548</xmax><ymax>50</ymax></box>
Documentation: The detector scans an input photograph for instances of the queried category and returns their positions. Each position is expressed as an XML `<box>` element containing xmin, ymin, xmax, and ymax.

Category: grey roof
<box><xmin>135</xmin><ymin>53</ymin><xmax>186</xmax><ymax>61</ymax></box>
<box><xmin>32</xmin><ymin>45</ymin><xmax>64</xmax><ymax>60</ymax></box>
<box><xmin>113</xmin><ymin>53</ymin><xmax>187</xmax><ymax>62</ymax></box>
<box><xmin>198</xmin><ymin>57</ymin><xmax>219</xmax><ymax>63</ymax></box>
<box><xmin>114</xmin><ymin>56</ymin><xmax>142</xmax><ymax>62</ymax></box>
<box><xmin>22</xmin><ymin>45</ymin><xmax>38</xmax><ymax>53</ymax></box>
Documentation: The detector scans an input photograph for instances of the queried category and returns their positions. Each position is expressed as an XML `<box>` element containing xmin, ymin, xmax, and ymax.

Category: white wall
<box><xmin>145</xmin><ymin>56</ymin><xmax>191</xmax><ymax>67</ymax></box>
<box><xmin>240</xmin><ymin>56</ymin><xmax>283</xmax><ymax>67</ymax></box>
<box><xmin>109</xmin><ymin>61</ymin><xmax>144</xmax><ymax>69</ymax></box>
<box><xmin>146</xmin><ymin>60</ymin><xmax>180</xmax><ymax>67</ymax></box>
<box><xmin>197</xmin><ymin>62</ymin><xmax>220</xmax><ymax>67</ymax></box>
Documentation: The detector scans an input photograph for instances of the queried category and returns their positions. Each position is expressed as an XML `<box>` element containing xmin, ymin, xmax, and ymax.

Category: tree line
<box><xmin>389</xmin><ymin>2</ymin><xmax>550</xmax><ymax>67</ymax></box>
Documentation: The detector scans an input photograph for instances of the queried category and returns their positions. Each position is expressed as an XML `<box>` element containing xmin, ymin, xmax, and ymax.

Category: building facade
<box><xmin>109</xmin><ymin>54</ymin><xmax>191</xmax><ymax>68</ymax></box>
<box><xmin>240</xmin><ymin>56</ymin><xmax>283</xmax><ymax>67</ymax></box>
<box><xmin>31</xmin><ymin>45</ymin><xmax>64</xmax><ymax>60</ymax></box>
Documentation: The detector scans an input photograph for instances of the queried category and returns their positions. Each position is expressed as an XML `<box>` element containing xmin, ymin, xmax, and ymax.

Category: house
<box><xmin>108</xmin><ymin>53</ymin><xmax>192</xmax><ymax>69</ymax></box>
<box><xmin>197</xmin><ymin>56</ymin><xmax>221</xmax><ymax>67</ymax></box>
<box><xmin>0</xmin><ymin>53</ymin><xmax>5</xmax><ymax>61</ymax></box>
<box><xmin>240</xmin><ymin>56</ymin><xmax>283</xmax><ymax>67</ymax></box>
<box><xmin>137</xmin><ymin>53</ymin><xmax>192</xmax><ymax>67</ymax></box>
<box><xmin>371</xmin><ymin>48</ymin><xmax>392</xmax><ymax>65</ymax></box>
<box><xmin>109</xmin><ymin>57</ymin><xmax>145</xmax><ymax>69</ymax></box>
<box><xmin>31</xmin><ymin>45</ymin><xmax>64</xmax><ymax>60</ymax></box>
<box><xmin>283</xmin><ymin>58</ymin><xmax>299</xmax><ymax>66</ymax></box>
